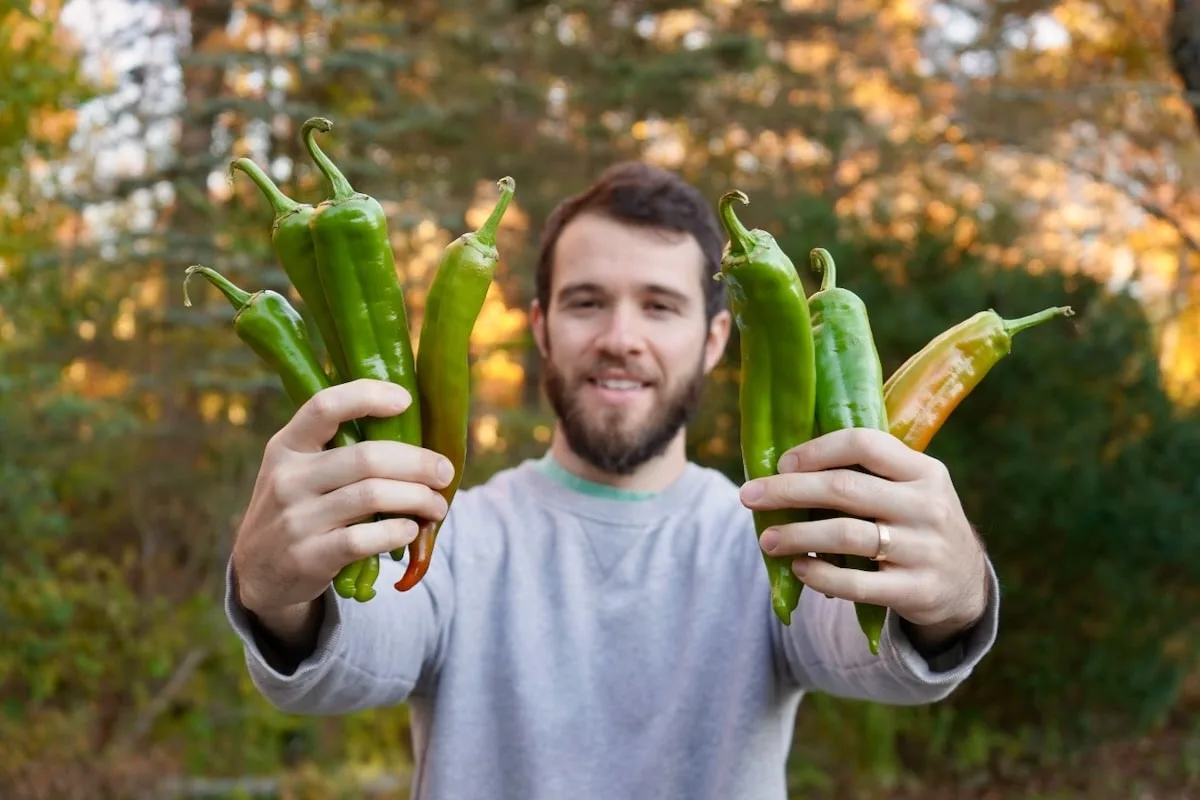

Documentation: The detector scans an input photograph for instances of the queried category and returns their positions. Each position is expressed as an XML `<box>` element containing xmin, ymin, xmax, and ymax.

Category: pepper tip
<box><xmin>718</xmin><ymin>190</ymin><xmax>756</xmax><ymax>256</ymax></box>
<box><xmin>809</xmin><ymin>248</ymin><xmax>837</xmax><ymax>291</ymax></box>
<box><xmin>182</xmin><ymin>264</ymin><xmax>204</xmax><ymax>308</ymax></box>
<box><xmin>301</xmin><ymin>116</ymin><xmax>334</xmax><ymax>136</ymax></box>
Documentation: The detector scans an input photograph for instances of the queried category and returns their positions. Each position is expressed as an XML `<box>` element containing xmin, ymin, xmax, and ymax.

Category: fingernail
<box><xmin>777</xmin><ymin>454</ymin><xmax>797</xmax><ymax>472</ymax></box>
<box><xmin>792</xmin><ymin>557</ymin><xmax>811</xmax><ymax>576</ymax></box>
<box><xmin>390</xmin><ymin>385</ymin><xmax>411</xmax><ymax>408</ymax></box>
<box><xmin>759</xmin><ymin>528</ymin><xmax>778</xmax><ymax>553</ymax></box>
<box><xmin>437</xmin><ymin>459</ymin><xmax>455</xmax><ymax>485</ymax></box>
<box><xmin>741</xmin><ymin>480</ymin><xmax>764</xmax><ymax>502</ymax></box>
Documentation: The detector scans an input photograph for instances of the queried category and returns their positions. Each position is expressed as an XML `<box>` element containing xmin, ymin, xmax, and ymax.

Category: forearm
<box><xmin>776</xmin><ymin>558</ymin><xmax>1001</xmax><ymax>704</ymax></box>
<box><xmin>225</xmin><ymin>553</ymin><xmax>453</xmax><ymax>715</ymax></box>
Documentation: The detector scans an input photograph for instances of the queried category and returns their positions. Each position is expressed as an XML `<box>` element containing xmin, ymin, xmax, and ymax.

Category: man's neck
<box><xmin>548</xmin><ymin>426</ymin><xmax>688</xmax><ymax>493</ymax></box>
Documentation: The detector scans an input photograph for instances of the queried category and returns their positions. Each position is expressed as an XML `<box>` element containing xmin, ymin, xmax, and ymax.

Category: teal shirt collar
<box><xmin>534</xmin><ymin>452</ymin><xmax>661</xmax><ymax>501</ymax></box>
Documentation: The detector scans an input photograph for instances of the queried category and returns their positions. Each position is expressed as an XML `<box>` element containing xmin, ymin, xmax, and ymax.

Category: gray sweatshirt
<box><xmin>225</xmin><ymin>455</ymin><xmax>1000</xmax><ymax>800</ymax></box>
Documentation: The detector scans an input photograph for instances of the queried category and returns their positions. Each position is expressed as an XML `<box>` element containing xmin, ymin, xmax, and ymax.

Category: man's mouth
<box><xmin>588</xmin><ymin>377</ymin><xmax>648</xmax><ymax>390</ymax></box>
<box><xmin>584</xmin><ymin>374</ymin><xmax>653</xmax><ymax>402</ymax></box>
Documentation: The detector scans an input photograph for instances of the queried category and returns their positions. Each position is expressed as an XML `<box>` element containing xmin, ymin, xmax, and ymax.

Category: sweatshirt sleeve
<box><xmin>774</xmin><ymin>557</ymin><xmax>1000</xmax><ymax>704</ymax></box>
<box><xmin>223</xmin><ymin>531</ymin><xmax>456</xmax><ymax>716</ymax></box>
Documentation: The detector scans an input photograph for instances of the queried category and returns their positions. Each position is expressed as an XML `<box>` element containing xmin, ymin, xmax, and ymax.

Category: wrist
<box><xmin>243</xmin><ymin>597</ymin><xmax>325</xmax><ymax>649</ymax></box>
<box><xmin>905</xmin><ymin>574</ymin><xmax>990</xmax><ymax>651</ymax></box>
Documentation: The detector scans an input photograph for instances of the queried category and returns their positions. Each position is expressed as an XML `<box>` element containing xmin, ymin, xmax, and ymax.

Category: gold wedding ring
<box><xmin>872</xmin><ymin>522</ymin><xmax>892</xmax><ymax>562</ymax></box>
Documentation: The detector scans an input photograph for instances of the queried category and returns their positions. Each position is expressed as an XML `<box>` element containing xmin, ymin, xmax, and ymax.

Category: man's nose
<box><xmin>595</xmin><ymin>304</ymin><xmax>645</xmax><ymax>355</ymax></box>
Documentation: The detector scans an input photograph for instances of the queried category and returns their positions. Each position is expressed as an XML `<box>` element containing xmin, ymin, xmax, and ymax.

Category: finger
<box><xmin>297</xmin><ymin>516</ymin><xmax>421</xmax><ymax>577</ymax></box>
<box><xmin>278</xmin><ymin>379</ymin><xmax>413</xmax><ymax>454</ymax></box>
<box><xmin>778</xmin><ymin>428</ymin><xmax>928</xmax><ymax>482</ymax></box>
<box><xmin>761</xmin><ymin>516</ymin><xmax>906</xmax><ymax>563</ymax></box>
<box><xmin>308</xmin><ymin>440</ymin><xmax>455</xmax><ymax>496</ymax></box>
<box><xmin>790</xmin><ymin>555</ymin><xmax>912</xmax><ymax>608</ymax></box>
<box><xmin>313</xmin><ymin>477</ymin><xmax>449</xmax><ymax>530</ymax></box>
<box><xmin>741</xmin><ymin>468</ymin><xmax>913</xmax><ymax>520</ymax></box>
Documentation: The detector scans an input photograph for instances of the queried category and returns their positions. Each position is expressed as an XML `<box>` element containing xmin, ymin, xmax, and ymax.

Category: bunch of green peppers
<box><xmin>185</xmin><ymin>115</ymin><xmax>515</xmax><ymax>602</ymax></box>
<box><xmin>719</xmin><ymin>190</ymin><xmax>1072</xmax><ymax>655</ymax></box>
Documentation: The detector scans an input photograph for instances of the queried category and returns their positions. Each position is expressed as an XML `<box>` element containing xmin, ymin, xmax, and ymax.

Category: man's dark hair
<box><xmin>535</xmin><ymin>161</ymin><xmax>726</xmax><ymax>322</ymax></box>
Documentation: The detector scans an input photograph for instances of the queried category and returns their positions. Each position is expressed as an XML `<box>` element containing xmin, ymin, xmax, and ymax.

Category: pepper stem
<box><xmin>183</xmin><ymin>265</ymin><xmax>253</xmax><ymax>312</ymax></box>
<box><xmin>473</xmin><ymin>176</ymin><xmax>516</xmax><ymax>248</ymax></box>
<box><xmin>228</xmin><ymin>157</ymin><xmax>300</xmax><ymax>219</ymax></box>
<box><xmin>301</xmin><ymin>117</ymin><xmax>356</xmax><ymax>202</ymax></box>
<box><xmin>718</xmin><ymin>190</ymin><xmax>756</xmax><ymax>255</ymax></box>
<box><xmin>1002</xmin><ymin>305</ymin><xmax>1075</xmax><ymax>336</ymax></box>
<box><xmin>810</xmin><ymin>248</ymin><xmax>837</xmax><ymax>291</ymax></box>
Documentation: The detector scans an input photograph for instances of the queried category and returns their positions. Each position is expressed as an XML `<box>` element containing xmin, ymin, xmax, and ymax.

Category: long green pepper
<box><xmin>182</xmin><ymin>265</ymin><xmax>358</xmax><ymax>450</ymax></box>
<box><xmin>302</xmin><ymin>116</ymin><xmax>424</xmax><ymax>601</ymax></box>
<box><xmin>227</xmin><ymin>157</ymin><xmax>353</xmax><ymax>387</ymax></box>
<box><xmin>396</xmin><ymin>176</ymin><xmax>516</xmax><ymax>592</ymax></box>
<box><xmin>229</xmin><ymin>152</ymin><xmax>377</xmax><ymax>602</ymax></box>
<box><xmin>717</xmin><ymin>191</ymin><xmax>814</xmax><ymax>625</ymax></box>
<box><xmin>181</xmin><ymin>265</ymin><xmax>373</xmax><ymax>601</ymax></box>
<box><xmin>807</xmin><ymin>247</ymin><xmax>889</xmax><ymax>655</ymax></box>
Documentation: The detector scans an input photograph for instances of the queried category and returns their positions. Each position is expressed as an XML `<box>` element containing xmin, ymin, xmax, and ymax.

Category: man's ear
<box><xmin>530</xmin><ymin>299</ymin><xmax>549</xmax><ymax>358</ymax></box>
<box><xmin>703</xmin><ymin>309</ymin><xmax>732</xmax><ymax>374</ymax></box>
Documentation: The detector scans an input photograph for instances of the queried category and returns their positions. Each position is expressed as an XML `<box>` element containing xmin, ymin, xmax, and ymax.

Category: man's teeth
<box><xmin>596</xmin><ymin>379</ymin><xmax>643</xmax><ymax>390</ymax></box>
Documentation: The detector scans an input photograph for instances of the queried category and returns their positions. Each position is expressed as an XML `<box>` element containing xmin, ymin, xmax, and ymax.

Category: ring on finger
<box><xmin>872</xmin><ymin>522</ymin><xmax>892</xmax><ymax>562</ymax></box>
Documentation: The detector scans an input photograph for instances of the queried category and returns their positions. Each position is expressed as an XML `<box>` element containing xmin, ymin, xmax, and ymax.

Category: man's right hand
<box><xmin>231</xmin><ymin>379</ymin><xmax>452</xmax><ymax>643</ymax></box>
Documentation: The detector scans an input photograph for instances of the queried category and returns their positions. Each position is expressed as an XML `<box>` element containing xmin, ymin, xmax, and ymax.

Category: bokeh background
<box><xmin>3</xmin><ymin>1</ymin><xmax>1200</xmax><ymax>798</ymax></box>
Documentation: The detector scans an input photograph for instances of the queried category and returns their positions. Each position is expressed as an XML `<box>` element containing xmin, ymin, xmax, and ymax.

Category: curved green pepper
<box><xmin>182</xmin><ymin>265</ymin><xmax>365</xmax><ymax>600</ymax></box>
<box><xmin>182</xmin><ymin>265</ymin><xmax>359</xmax><ymax>450</ymax></box>
<box><xmin>807</xmin><ymin>247</ymin><xmax>888</xmax><ymax>655</ymax></box>
<box><xmin>396</xmin><ymin>176</ymin><xmax>516</xmax><ymax>592</ymax></box>
<box><xmin>717</xmin><ymin>190</ymin><xmax>815</xmax><ymax>626</ymax></box>
<box><xmin>301</xmin><ymin>117</ymin><xmax>423</xmax><ymax>600</ymax></box>
<box><xmin>227</xmin><ymin>157</ymin><xmax>353</xmax><ymax>387</ymax></box>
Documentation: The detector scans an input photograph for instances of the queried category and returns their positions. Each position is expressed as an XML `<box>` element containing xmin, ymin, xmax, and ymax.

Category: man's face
<box><xmin>531</xmin><ymin>212</ymin><xmax>731</xmax><ymax>475</ymax></box>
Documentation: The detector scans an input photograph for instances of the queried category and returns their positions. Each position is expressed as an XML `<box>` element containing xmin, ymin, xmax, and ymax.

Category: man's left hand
<box><xmin>739</xmin><ymin>428</ymin><xmax>990</xmax><ymax>647</ymax></box>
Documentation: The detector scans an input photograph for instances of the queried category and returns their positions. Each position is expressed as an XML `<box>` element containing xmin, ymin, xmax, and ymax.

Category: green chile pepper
<box><xmin>396</xmin><ymin>176</ymin><xmax>516</xmax><ymax>592</ymax></box>
<box><xmin>182</xmin><ymin>265</ymin><xmax>358</xmax><ymax>451</ymax></box>
<box><xmin>227</xmin><ymin>157</ymin><xmax>353</xmax><ymax>386</ymax></box>
<box><xmin>807</xmin><ymin>247</ymin><xmax>888</xmax><ymax>655</ymax></box>
<box><xmin>717</xmin><ymin>190</ymin><xmax>815</xmax><ymax>626</ymax></box>
<box><xmin>302</xmin><ymin>116</ymin><xmax>424</xmax><ymax>601</ymax></box>
<box><xmin>184</xmin><ymin>265</ymin><xmax>366</xmax><ymax>601</ymax></box>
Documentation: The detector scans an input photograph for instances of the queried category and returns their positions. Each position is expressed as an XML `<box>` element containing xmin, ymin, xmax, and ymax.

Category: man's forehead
<box><xmin>552</xmin><ymin>213</ymin><xmax>705</xmax><ymax>295</ymax></box>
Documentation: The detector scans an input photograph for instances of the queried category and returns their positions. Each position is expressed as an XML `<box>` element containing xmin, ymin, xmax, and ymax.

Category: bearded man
<box><xmin>225</xmin><ymin>162</ymin><xmax>999</xmax><ymax>800</ymax></box>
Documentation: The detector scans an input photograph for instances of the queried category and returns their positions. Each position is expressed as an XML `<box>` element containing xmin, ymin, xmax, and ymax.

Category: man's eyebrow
<box><xmin>645</xmin><ymin>284</ymin><xmax>691</xmax><ymax>304</ymax></box>
<box><xmin>555</xmin><ymin>282</ymin><xmax>605</xmax><ymax>300</ymax></box>
<box><xmin>555</xmin><ymin>281</ymin><xmax>692</xmax><ymax>305</ymax></box>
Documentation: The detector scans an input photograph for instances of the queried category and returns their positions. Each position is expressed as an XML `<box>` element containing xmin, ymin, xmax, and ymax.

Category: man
<box><xmin>226</xmin><ymin>162</ymin><xmax>999</xmax><ymax>800</ymax></box>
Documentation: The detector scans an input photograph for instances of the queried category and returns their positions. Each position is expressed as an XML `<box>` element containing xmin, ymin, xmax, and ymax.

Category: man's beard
<box><xmin>542</xmin><ymin>348</ymin><xmax>707</xmax><ymax>476</ymax></box>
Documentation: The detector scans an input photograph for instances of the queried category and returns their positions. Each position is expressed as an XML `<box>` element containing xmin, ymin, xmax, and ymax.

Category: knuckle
<box><xmin>911</xmin><ymin>583</ymin><xmax>940</xmax><ymax>613</ymax></box>
<box><xmin>308</xmin><ymin>388</ymin><xmax>338</xmax><ymax>421</ymax></box>
<box><xmin>353</xmin><ymin>441</ymin><xmax>387</xmax><ymax>477</ymax></box>
<box><xmin>828</xmin><ymin>470</ymin><xmax>859</xmax><ymax>504</ymax></box>
<box><xmin>927</xmin><ymin>499</ymin><xmax>957</xmax><ymax>529</ymax></box>
<box><xmin>339</xmin><ymin>526</ymin><xmax>367</xmax><ymax>560</ymax></box>
<box><xmin>277</xmin><ymin>507</ymin><xmax>306</xmax><ymax>539</ymax></box>
<box><xmin>357</xmin><ymin>478</ymin><xmax>384</xmax><ymax>510</ymax></box>
<box><xmin>846</xmin><ymin>427</ymin><xmax>871</xmax><ymax>450</ymax></box>
<box><xmin>273</xmin><ymin>462</ymin><xmax>303</xmax><ymax>499</ymax></box>
<box><xmin>927</xmin><ymin>458</ymin><xmax>953</xmax><ymax>487</ymax></box>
